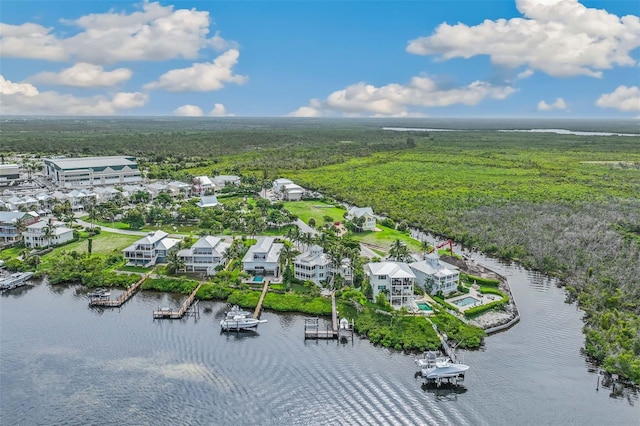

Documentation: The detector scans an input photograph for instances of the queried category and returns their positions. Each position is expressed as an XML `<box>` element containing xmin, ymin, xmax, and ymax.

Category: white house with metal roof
<box><xmin>122</xmin><ymin>230</ymin><xmax>180</xmax><ymax>267</ymax></box>
<box><xmin>242</xmin><ymin>237</ymin><xmax>283</xmax><ymax>277</ymax></box>
<box><xmin>23</xmin><ymin>220</ymin><xmax>73</xmax><ymax>249</ymax></box>
<box><xmin>409</xmin><ymin>251</ymin><xmax>460</xmax><ymax>295</ymax></box>
<box><xmin>177</xmin><ymin>236</ymin><xmax>230</xmax><ymax>275</ymax></box>
<box><xmin>193</xmin><ymin>176</ymin><xmax>215</xmax><ymax>195</ymax></box>
<box><xmin>212</xmin><ymin>175</ymin><xmax>241</xmax><ymax>188</ymax></box>
<box><xmin>294</xmin><ymin>244</ymin><xmax>351</xmax><ymax>285</ymax></box>
<box><xmin>364</xmin><ymin>261</ymin><xmax>416</xmax><ymax>308</ymax></box>
<box><xmin>346</xmin><ymin>207</ymin><xmax>376</xmax><ymax>231</ymax></box>
<box><xmin>43</xmin><ymin>156</ymin><xmax>142</xmax><ymax>188</ymax></box>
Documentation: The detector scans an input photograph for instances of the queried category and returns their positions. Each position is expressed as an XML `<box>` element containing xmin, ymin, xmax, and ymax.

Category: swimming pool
<box><xmin>416</xmin><ymin>302</ymin><xmax>432</xmax><ymax>311</ymax></box>
<box><xmin>452</xmin><ymin>296</ymin><xmax>480</xmax><ymax>307</ymax></box>
<box><xmin>253</xmin><ymin>276</ymin><xmax>264</xmax><ymax>283</ymax></box>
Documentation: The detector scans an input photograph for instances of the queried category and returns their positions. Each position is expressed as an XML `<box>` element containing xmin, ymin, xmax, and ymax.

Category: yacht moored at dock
<box><xmin>220</xmin><ymin>305</ymin><xmax>267</xmax><ymax>331</ymax></box>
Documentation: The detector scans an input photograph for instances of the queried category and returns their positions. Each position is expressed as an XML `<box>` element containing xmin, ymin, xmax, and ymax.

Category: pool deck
<box><xmin>447</xmin><ymin>287</ymin><xmax>496</xmax><ymax>312</ymax></box>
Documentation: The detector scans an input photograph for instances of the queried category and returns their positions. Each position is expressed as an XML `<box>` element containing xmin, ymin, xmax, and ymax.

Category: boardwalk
<box><xmin>304</xmin><ymin>291</ymin><xmax>339</xmax><ymax>339</ymax></box>
<box><xmin>89</xmin><ymin>273</ymin><xmax>149</xmax><ymax>307</ymax></box>
<box><xmin>253</xmin><ymin>280</ymin><xmax>269</xmax><ymax>319</ymax></box>
<box><xmin>153</xmin><ymin>283</ymin><xmax>202</xmax><ymax>319</ymax></box>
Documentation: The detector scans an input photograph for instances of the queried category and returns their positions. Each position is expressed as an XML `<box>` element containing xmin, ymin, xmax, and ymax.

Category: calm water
<box><xmin>1</xmin><ymin>258</ymin><xmax>639</xmax><ymax>425</ymax></box>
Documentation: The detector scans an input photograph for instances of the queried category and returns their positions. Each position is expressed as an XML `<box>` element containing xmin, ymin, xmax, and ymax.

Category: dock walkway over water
<box><xmin>153</xmin><ymin>283</ymin><xmax>202</xmax><ymax>319</ymax></box>
<box><xmin>253</xmin><ymin>280</ymin><xmax>269</xmax><ymax>319</ymax></box>
<box><xmin>304</xmin><ymin>291</ymin><xmax>340</xmax><ymax>339</ymax></box>
<box><xmin>90</xmin><ymin>273</ymin><xmax>149</xmax><ymax>308</ymax></box>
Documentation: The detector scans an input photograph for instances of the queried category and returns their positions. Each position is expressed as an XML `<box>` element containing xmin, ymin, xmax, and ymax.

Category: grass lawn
<box><xmin>0</xmin><ymin>246</ymin><xmax>23</xmax><ymax>261</ymax></box>
<box><xmin>349</xmin><ymin>225</ymin><xmax>422</xmax><ymax>252</ymax></box>
<box><xmin>283</xmin><ymin>201</ymin><xmax>347</xmax><ymax>226</ymax></box>
<box><xmin>47</xmin><ymin>232</ymin><xmax>140</xmax><ymax>257</ymax></box>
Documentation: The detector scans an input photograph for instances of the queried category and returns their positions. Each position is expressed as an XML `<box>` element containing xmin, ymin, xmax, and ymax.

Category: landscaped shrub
<box><xmin>463</xmin><ymin>296</ymin><xmax>508</xmax><ymax>318</ymax></box>
<box><xmin>431</xmin><ymin>311</ymin><xmax>485</xmax><ymax>348</ymax></box>
<box><xmin>460</xmin><ymin>273</ymin><xmax>500</xmax><ymax>287</ymax></box>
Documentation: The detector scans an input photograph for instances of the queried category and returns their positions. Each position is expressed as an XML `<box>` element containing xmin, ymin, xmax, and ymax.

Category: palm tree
<box><xmin>388</xmin><ymin>239</ymin><xmax>410</xmax><ymax>262</ymax></box>
<box><xmin>421</xmin><ymin>240</ymin><xmax>431</xmax><ymax>259</ymax></box>
<box><xmin>41</xmin><ymin>219</ymin><xmax>56</xmax><ymax>248</ymax></box>
<box><xmin>166</xmin><ymin>250</ymin><xmax>185</xmax><ymax>275</ymax></box>
<box><xmin>63</xmin><ymin>213</ymin><xmax>76</xmax><ymax>229</ymax></box>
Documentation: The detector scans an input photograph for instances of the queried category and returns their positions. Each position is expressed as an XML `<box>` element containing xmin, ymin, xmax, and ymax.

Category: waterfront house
<box><xmin>346</xmin><ymin>207</ymin><xmax>376</xmax><ymax>231</ymax></box>
<box><xmin>364</xmin><ymin>261</ymin><xmax>416</xmax><ymax>308</ymax></box>
<box><xmin>177</xmin><ymin>236</ymin><xmax>230</xmax><ymax>275</ymax></box>
<box><xmin>167</xmin><ymin>181</ymin><xmax>191</xmax><ymax>197</ymax></box>
<box><xmin>242</xmin><ymin>237</ymin><xmax>283</xmax><ymax>277</ymax></box>
<box><xmin>122</xmin><ymin>230</ymin><xmax>180</xmax><ymax>267</ymax></box>
<box><xmin>409</xmin><ymin>251</ymin><xmax>460</xmax><ymax>295</ymax></box>
<box><xmin>0</xmin><ymin>211</ymin><xmax>39</xmax><ymax>244</ymax></box>
<box><xmin>23</xmin><ymin>219</ymin><xmax>73</xmax><ymax>248</ymax></box>
<box><xmin>294</xmin><ymin>244</ymin><xmax>351</xmax><ymax>285</ymax></box>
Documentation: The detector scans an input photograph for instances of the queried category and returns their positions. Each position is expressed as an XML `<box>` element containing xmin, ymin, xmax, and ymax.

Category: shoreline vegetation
<box><xmin>2</xmin><ymin>117</ymin><xmax>638</xmax><ymax>383</ymax></box>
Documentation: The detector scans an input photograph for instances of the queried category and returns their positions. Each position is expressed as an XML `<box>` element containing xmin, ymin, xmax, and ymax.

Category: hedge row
<box><xmin>464</xmin><ymin>295</ymin><xmax>509</xmax><ymax>318</ymax></box>
<box><xmin>461</xmin><ymin>273</ymin><xmax>500</xmax><ymax>287</ymax></box>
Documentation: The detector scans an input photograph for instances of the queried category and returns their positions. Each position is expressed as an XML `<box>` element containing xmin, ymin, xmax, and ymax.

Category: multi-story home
<box><xmin>23</xmin><ymin>220</ymin><xmax>73</xmax><ymax>248</ymax></box>
<box><xmin>409</xmin><ymin>251</ymin><xmax>460</xmax><ymax>295</ymax></box>
<box><xmin>282</xmin><ymin>183</ymin><xmax>305</xmax><ymax>201</ymax></box>
<box><xmin>0</xmin><ymin>211</ymin><xmax>39</xmax><ymax>244</ymax></box>
<box><xmin>346</xmin><ymin>207</ymin><xmax>376</xmax><ymax>231</ymax></box>
<box><xmin>365</xmin><ymin>261</ymin><xmax>416</xmax><ymax>308</ymax></box>
<box><xmin>177</xmin><ymin>236</ymin><xmax>230</xmax><ymax>275</ymax></box>
<box><xmin>242</xmin><ymin>237</ymin><xmax>283</xmax><ymax>277</ymax></box>
<box><xmin>193</xmin><ymin>176</ymin><xmax>215</xmax><ymax>195</ymax></box>
<box><xmin>212</xmin><ymin>175</ymin><xmax>240</xmax><ymax>188</ymax></box>
<box><xmin>122</xmin><ymin>230</ymin><xmax>180</xmax><ymax>267</ymax></box>
<box><xmin>294</xmin><ymin>245</ymin><xmax>352</xmax><ymax>285</ymax></box>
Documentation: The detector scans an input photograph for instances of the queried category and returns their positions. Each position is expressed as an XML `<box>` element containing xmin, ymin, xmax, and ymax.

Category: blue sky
<box><xmin>1</xmin><ymin>0</ymin><xmax>638</xmax><ymax>117</ymax></box>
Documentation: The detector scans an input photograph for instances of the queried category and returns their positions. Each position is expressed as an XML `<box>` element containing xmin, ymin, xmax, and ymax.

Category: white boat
<box><xmin>87</xmin><ymin>288</ymin><xmax>111</xmax><ymax>298</ymax></box>
<box><xmin>225</xmin><ymin>305</ymin><xmax>252</xmax><ymax>319</ymax></box>
<box><xmin>415</xmin><ymin>351</ymin><xmax>439</xmax><ymax>368</ymax></box>
<box><xmin>421</xmin><ymin>356</ymin><xmax>469</xmax><ymax>381</ymax></box>
<box><xmin>220</xmin><ymin>316</ymin><xmax>267</xmax><ymax>331</ymax></box>
<box><xmin>339</xmin><ymin>318</ymin><xmax>350</xmax><ymax>330</ymax></box>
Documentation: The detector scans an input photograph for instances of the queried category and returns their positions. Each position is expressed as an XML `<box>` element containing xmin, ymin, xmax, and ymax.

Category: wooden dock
<box><xmin>304</xmin><ymin>291</ymin><xmax>340</xmax><ymax>339</ymax></box>
<box><xmin>253</xmin><ymin>280</ymin><xmax>270</xmax><ymax>319</ymax></box>
<box><xmin>89</xmin><ymin>273</ymin><xmax>149</xmax><ymax>308</ymax></box>
<box><xmin>0</xmin><ymin>272</ymin><xmax>33</xmax><ymax>291</ymax></box>
<box><xmin>153</xmin><ymin>283</ymin><xmax>202</xmax><ymax>319</ymax></box>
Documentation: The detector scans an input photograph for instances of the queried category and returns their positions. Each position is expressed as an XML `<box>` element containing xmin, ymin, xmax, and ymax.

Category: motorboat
<box><xmin>220</xmin><ymin>316</ymin><xmax>267</xmax><ymax>331</ymax></box>
<box><xmin>339</xmin><ymin>318</ymin><xmax>350</xmax><ymax>330</ymax></box>
<box><xmin>415</xmin><ymin>351</ymin><xmax>439</xmax><ymax>369</ymax></box>
<box><xmin>421</xmin><ymin>356</ymin><xmax>469</xmax><ymax>381</ymax></box>
<box><xmin>225</xmin><ymin>305</ymin><xmax>252</xmax><ymax>319</ymax></box>
<box><xmin>87</xmin><ymin>288</ymin><xmax>111</xmax><ymax>298</ymax></box>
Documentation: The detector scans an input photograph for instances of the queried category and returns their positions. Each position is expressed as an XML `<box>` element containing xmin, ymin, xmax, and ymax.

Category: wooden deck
<box><xmin>304</xmin><ymin>291</ymin><xmax>340</xmax><ymax>339</ymax></box>
<box><xmin>253</xmin><ymin>280</ymin><xmax>270</xmax><ymax>319</ymax></box>
<box><xmin>89</xmin><ymin>273</ymin><xmax>149</xmax><ymax>308</ymax></box>
<box><xmin>153</xmin><ymin>283</ymin><xmax>202</xmax><ymax>319</ymax></box>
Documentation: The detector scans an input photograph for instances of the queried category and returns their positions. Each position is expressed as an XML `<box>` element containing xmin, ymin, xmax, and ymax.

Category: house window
<box><xmin>377</xmin><ymin>275</ymin><xmax>387</xmax><ymax>280</ymax></box>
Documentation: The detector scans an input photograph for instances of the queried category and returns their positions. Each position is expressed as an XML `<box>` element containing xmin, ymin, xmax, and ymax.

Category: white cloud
<box><xmin>406</xmin><ymin>0</ymin><xmax>640</xmax><ymax>78</ymax></box>
<box><xmin>0</xmin><ymin>75</ymin><xmax>39</xmax><ymax>96</ymax></box>
<box><xmin>287</xmin><ymin>106</ymin><xmax>322</xmax><ymax>117</ymax></box>
<box><xmin>0</xmin><ymin>75</ymin><xmax>148</xmax><ymax>115</ymax></box>
<box><xmin>173</xmin><ymin>104</ymin><xmax>204</xmax><ymax>117</ymax></box>
<box><xmin>0</xmin><ymin>2</ymin><xmax>235</xmax><ymax>64</ymax></box>
<box><xmin>144</xmin><ymin>49</ymin><xmax>246</xmax><ymax>92</ymax></box>
<box><xmin>29</xmin><ymin>63</ymin><xmax>132</xmax><ymax>87</ymax></box>
<box><xmin>537</xmin><ymin>97</ymin><xmax>568</xmax><ymax>111</ymax></box>
<box><xmin>289</xmin><ymin>76</ymin><xmax>516</xmax><ymax>117</ymax></box>
<box><xmin>596</xmin><ymin>86</ymin><xmax>640</xmax><ymax>112</ymax></box>
<box><xmin>209</xmin><ymin>103</ymin><xmax>233</xmax><ymax>116</ymax></box>
<box><xmin>516</xmin><ymin>69</ymin><xmax>534</xmax><ymax>80</ymax></box>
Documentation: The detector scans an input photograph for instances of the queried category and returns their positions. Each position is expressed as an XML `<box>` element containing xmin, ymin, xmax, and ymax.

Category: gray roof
<box><xmin>348</xmin><ymin>206</ymin><xmax>374</xmax><ymax>218</ymax></box>
<box><xmin>137</xmin><ymin>230</ymin><xmax>169</xmax><ymax>245</ymax></box>
<box><xmin>243</xmin><ymin>237</ymin><xmax>283</xmax><ymax>264</ymax></box>
<box><xmin>409</xmin><ymin>259</ymin><xmax>459</xmax><ymax>276</ymax></box>
<box><xmin>45</xmin><ymin>156</ymin><xmax>137</xmax><ymax>170</ymax></box>
<box><xmin>197</xmin><ymin>195</ymin><xmax>219</xmax><ymax>207</ymax></box>
<box><xmin>0</xmin><ymin>211</ymin><xmax>28</xmax><ymax>224</ymax></box>
<box><xmin>366</xmin><ymin>261</ymin><xmax>416</xmax><ymax>279</ymax></box>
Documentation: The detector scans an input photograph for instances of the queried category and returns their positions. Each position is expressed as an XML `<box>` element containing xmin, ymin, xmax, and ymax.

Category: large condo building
<box><xmin>43</xmin><ymin>156</ymin><xmax>142</xmax><ymax>188</ymax></box>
